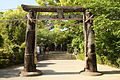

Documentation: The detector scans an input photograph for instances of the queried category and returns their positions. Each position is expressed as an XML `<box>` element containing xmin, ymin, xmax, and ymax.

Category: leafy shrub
<box><xmin>8</xmin><ymin>44</ymin><xmax>20</xmax><ymax>53</ymax></box>
<box><xmin>0</xmin><ymin>59</ymin><xmax>10</xmax><ymax>68</ymax></box>
<box><xmin>0</xmin><ymin>52</ymin><xmax>24</xmax><ymax>68</ymax></box>
<box><xmin>77</xmin><ymin>53</ymin><xmax>120</xmax><ymax>68</ymax></box>
<box><xmin>67</xmin><ymin>44</ymin><xmax>73</xmax><ymax>53</ymax></box>
<box><xmin>76</xmin><ymin>53</ymin><xmax>85</xmax><ymax>60</ymax></box>
<box><xmin>19</xmin><ymin>42</ymin><xmax>25</xmax><ymax>53</ymax></box>
<box><xmin>0</xmin><ymin>35</ymin><xmax>4</xmax><ymax>47</ymax></box>
<box><xmin>116</xmin><ymin>58</ymin><xmax>120</xmax><ymax>68</ymax></box>
<box><xmin>0</xmin><ymin>44</ymin><xmax>24</xmax><ymax>68</ymax></box>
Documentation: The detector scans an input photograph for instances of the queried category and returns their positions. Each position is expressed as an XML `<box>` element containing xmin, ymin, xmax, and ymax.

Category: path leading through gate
<box><xmin>0</xmin><ymin>53</ymin><xmax>120</xmax><ymax>80</ymax></box>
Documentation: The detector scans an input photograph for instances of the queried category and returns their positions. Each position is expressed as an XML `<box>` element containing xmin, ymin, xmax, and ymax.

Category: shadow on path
<box><xmin>0</xmin><ymin>65</ymin><xmax>21</xmax><ymax>78</ymax></box>
<box><xmin>100</xmin><ymin>70</ymin><xmax>120</xmax><ymax>75</ymax></box>
<box><xmin>37</xmin><ymin>62</ymin><xmax>55</xmax><ymax>67</ymax></box>
<box><xmin>41</xmin><ymin>70</ymin><xmax>79</xmax><ymax>75</ymax></box>
<box><xmin>0</xmin><ymin>60</ymin><xmax>120</xmax><ymax>78</ymax></box>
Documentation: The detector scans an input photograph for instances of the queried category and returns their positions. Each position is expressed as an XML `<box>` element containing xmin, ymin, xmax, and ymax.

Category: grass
<box><xmin>76</xmin><ymin>53</ymin><xmax>85</xmax><ymax>60</ymax></box>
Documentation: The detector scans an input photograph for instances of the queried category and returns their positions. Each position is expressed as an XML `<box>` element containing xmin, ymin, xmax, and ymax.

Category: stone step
<box><xmin>38</xmin><ymin>53</ymin><xmax>76</xmax><ymax>60</ymax></box>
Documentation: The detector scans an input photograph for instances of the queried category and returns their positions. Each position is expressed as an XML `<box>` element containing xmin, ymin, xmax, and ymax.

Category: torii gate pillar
<box><xmin>81</xmin><ymin>11</ymin><xmax>102</xmax><ymax>76</ymax></box>
<box><xmin>20</xmin><ymin>12</ymin><xmax>42</xmax><ymax>77</ymax></box>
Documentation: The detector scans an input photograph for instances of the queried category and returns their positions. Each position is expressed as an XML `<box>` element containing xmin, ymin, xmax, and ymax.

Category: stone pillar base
<box><xmin>80</xmin><ymin>70</ymin><xmax>102</xmax><ymax>76</ymax></box>
<box><xmin>20</xmin><ymin>70</ymin><xmax>42</xmax><ymax>77</ymax></box>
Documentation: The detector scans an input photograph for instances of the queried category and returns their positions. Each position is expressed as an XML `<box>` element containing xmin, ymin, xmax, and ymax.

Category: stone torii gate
<box><xmin>20</xmin><ymin>4</ymin><xmax>102</xmax><ymax>76</ymax></box>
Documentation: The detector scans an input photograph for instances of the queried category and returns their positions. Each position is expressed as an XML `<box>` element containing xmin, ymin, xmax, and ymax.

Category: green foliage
<box><xmin>0</xmin><ymin>49</ymin><xmax>24</xmax><ymax>68</ymax></box>
<box><xmin>77</xmin><ymin>53</ymin><xmax>120</xmax><ymax>68</ymax></box>
<box><xmin>37</xmin><ymin>26</ymin><xmax>69</xmax><ymax>46</ymax></box>
<box><xmin>0</xmin><ymin>59</ymin><xmax>10</xmax><ymax>68</ymax></box>
<box><xmin>94</xmin><ymin>16</ymin><xmax>120</xmax><ymax>68</ymax></box>
<box><xmin>76</xmin><ymin>53</ymin><xmax>85</xmax><ymax>60</ymax></box>
<box><xmin>9</xmin><ymin>44</ymin><xmax>20</xmax><ymax>53</ymax></box>
<box><xmin>71</xmin><ymin>37</ymin><xmax>84</xmax><ymax>53</ymax></box>
<box><xmin>0</xmin><ymin>35</ymin><xmax>4</xmax><ymax>47</ymax></box>
<box><xmin>67</xmin><ymin>44</ymin><xmax>73</xmax><ymax>53</ymax></box>
<box><xmin>0</xmin><ymin>6</ymin><xmax>26</xmax><ymax>68</ymax></box>
<box><xmin>35</xmin><ymin>0</ymin><xmax>120</xmax><ymax>68</ymax></box>
<box><xmin>0</xmin><ymin>7</ymin><xmax>27</xmax><ymax>48</ymax></box>
<box><xmin>96</xmin><ymin>54</ymin><xmax>120</xmax><ymax>68</ymax></box>
<box><xmin>0</xmin><ymin>42</ymin><xmax>24</xmax><ymax>68</ymax></box>
<box><xmin>19</xmin><ymin>42</ymin><xmax>25</xmax><ymax>53</ymax></box>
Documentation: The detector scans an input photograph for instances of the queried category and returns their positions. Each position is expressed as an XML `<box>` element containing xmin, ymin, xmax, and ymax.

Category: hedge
<box><xmin>77</xmin><ymin>53</ymin><xmax>120</xmax><ymax>68</ymax></box>
<box><xmin>0</xmin><ymin>52</ymin><xmax>24</xmax><ymax>68</ymax></box>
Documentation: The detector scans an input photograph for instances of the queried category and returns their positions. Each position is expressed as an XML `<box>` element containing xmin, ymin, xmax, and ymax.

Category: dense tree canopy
<box><xmin>0</xmin><ymin>7</ymin><xmax>27</xmax><ymax>53</ymax></box>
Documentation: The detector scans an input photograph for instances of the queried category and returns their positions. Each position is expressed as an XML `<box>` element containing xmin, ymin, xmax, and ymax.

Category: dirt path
<box><xmin>0</xmin><ymin>60</ymin><xmax>120</xmax><ymax>80</ymax></box>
